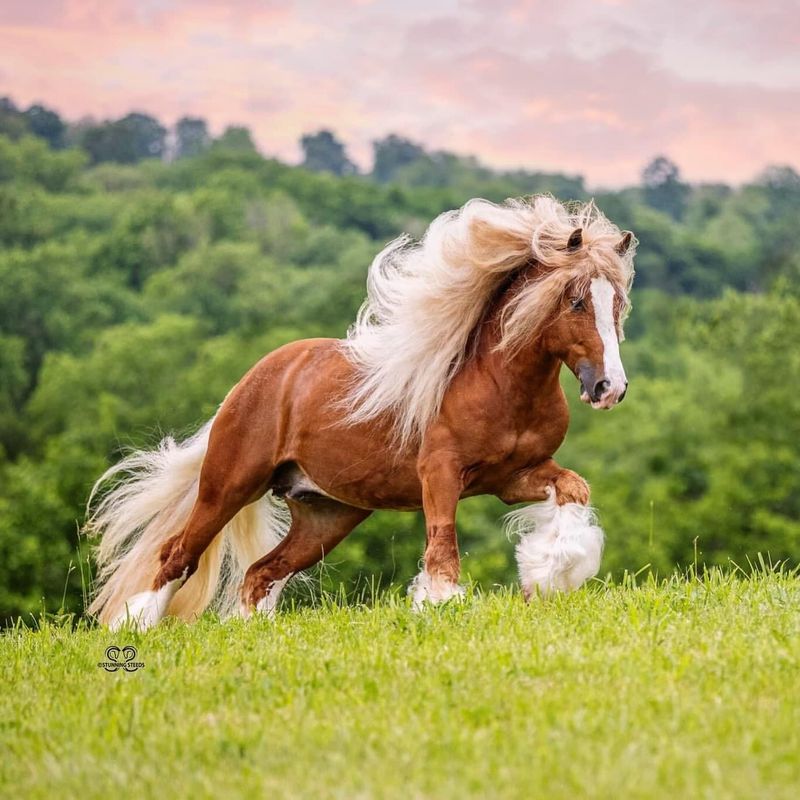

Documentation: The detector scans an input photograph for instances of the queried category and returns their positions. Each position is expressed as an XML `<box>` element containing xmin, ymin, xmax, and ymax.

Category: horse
<box><xmin>85</xmin><ymin>195</ymin><xmax>636</xmax><ymax>630</ymax></box>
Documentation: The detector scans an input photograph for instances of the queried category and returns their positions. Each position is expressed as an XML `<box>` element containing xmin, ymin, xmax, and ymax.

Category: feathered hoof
<box><xmin>107</xmin><ymin>580</ymin><xmax>180</xmax><ymax>631</ymax></box>
<box><xmin>408</xmin><ymin>571</ymin><xmax>466</xmax><ymax>611</ymax></box>
<box><xmin>238</xmin><ymin>575</ymin><xmax>293</xmax><ymax>620</ymax></box>
<box><xmin>509</xmin><ymin>491</ymin><xmax>604</xmax><ymax>599</ymax></box>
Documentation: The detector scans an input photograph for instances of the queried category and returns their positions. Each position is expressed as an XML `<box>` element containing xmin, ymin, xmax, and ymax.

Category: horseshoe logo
<box><xmin>99</xmin><ymin>645</ymin><xmax>145</xmax><ymax>672</ymax></box>
<box><xmin>121</xmin><ymin>646</ymin><xmax>139</xmax><ymax>672</ymax></box>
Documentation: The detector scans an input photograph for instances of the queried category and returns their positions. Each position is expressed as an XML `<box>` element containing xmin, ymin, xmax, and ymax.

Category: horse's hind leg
<box><xmin>157</xmin><ymin>449</ymin><xmax>272</xmax><ymax>587</ymax></box>
<box><xmin>110</xmin><ymin>428</ymin><xmax>275</xmax><ymax>631</ymax></box>
<box><xmin>240</xmin><ymin>496</ymin><xmax>370</xmax><ymax>616</ymax></box>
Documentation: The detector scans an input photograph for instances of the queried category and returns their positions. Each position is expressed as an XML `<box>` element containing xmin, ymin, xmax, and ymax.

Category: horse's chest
<box><xmin>497</xmin><ymin>430</ymin><xmax>551</xmax><ymax>470</ymax></box>
<box><xmin>465</xmin><ymin>415</ymin><xmax>566</xmax><ymax>490</ymax></box>
<box><xmin>511</xmin><ymin>429</ymin><xmax>548</xmax><ymax>459</ymax></box>
<box><xmin>502</xmin><ymin>409</ymin><xmax>569</xmax><ymax>464</ymax></box>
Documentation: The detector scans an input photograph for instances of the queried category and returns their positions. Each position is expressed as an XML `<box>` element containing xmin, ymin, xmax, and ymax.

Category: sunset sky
<box><xmin>1</xmin><ymin>0</ymin><xmax>798</xmax><ymax>186</ymax></box>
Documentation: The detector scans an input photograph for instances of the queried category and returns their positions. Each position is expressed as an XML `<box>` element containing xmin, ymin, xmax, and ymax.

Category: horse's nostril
<box><xmin>593</xmin><ymin>379</ymin><xmax>610</xmax><ymax>400</ymax></box>
<box><xmin>618</xmin><ymin>386</ymin><xmax>627</xmax><ymax>403</ymax></box>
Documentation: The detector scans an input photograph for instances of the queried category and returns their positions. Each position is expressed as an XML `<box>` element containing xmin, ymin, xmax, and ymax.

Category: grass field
<box><xmin>2</xmin><ymin>570</ymin><xmax>799</xmax><ymax>799</ymax></box>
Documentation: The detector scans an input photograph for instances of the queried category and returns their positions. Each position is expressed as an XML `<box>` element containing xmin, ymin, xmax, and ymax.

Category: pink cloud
<box><xmin>1</xmin><ymin>0</ymin><xmax>798</xmax><ymax>186</ymax></box>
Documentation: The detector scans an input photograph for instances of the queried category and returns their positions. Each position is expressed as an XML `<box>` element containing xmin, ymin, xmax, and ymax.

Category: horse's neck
<box><xmin>475</xmin><ymin>323</ymin><xmax>562</xmax><ymax>408</ymax></box>
<box><xmin>471</xmin><ymin>270</ymin><xmax>563</xmax><ymax>397</ymax></box>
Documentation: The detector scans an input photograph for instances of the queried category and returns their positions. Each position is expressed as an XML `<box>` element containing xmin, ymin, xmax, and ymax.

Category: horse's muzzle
<box><xmin>578</xmin><ymin>363</ymin><xmax>627</xmax><ymax>409</ymax></box>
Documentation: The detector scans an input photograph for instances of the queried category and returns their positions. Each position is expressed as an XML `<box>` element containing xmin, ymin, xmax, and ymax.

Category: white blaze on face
<box><xmin>589</xmin><ymin>277</ymin><xmax>627</xmax><ymax>408</ymax></box>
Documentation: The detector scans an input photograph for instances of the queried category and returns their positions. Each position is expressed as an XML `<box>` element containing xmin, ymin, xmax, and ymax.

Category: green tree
<box><xmin>175</xmin><ymin>116</ymin><xmax>210</xmax><ymax>159</ymax></box>
<box><xmin>213</xmin><ymin>125</ymin><xmax>258</xmax><ymax>152</ymax></box>
<box><xmin>23</xmin><ymin>103</ymin><xmax>66</xmax><ymax>149</ymax></box>
<box><xmin>80</xmin><ymin>112</ymin><xmax>166</xmax><ymax>164</ymax></box>
<box><xmin>372</xmin><ymin>134</ymin><xmax>427</xmax><ymax>182</ymax></box>
<box><xmin>91</xmin><ymin>191</ymin><xmax>202</xmax><ymax>289</ymax></box>
<box><xmin>0</xmin><ymin>334</ymin><xmax>28</xmax><ymax>458</ymax></box>
<box><xmin>642</xmin><ymin>156</ymin><xmax>690</xmax><ymax>221</ymax></box>
<box><xmin>0</xmin><ymin>97</ymin><xmax>28</xmax><ymax>140</ymax></box>
<box><xmin>0</xmin><ymin>135</ymin><xmax>86</xmax><ymax>192</ymax></box>
<box><xmin>301</xmin><ymin>130</ymin><xmax>357</xmax><ymax>176</ymax></box>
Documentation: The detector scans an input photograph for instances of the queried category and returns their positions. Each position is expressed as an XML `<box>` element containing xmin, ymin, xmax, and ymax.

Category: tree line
<box><xmin>0</xmin><ymin>96</ymin><xmax>798</xmax><ymax>621</ymax></box>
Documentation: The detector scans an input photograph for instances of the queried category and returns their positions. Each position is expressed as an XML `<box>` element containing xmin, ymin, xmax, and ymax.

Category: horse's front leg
<box><xmin>499</xmin><ymin>459</ymin><xmax>603</xmax><ymax>599</ymax></box>
<box><xmin>499</xmin><ymin>458</ymin><xmax>590</xmax><ymax>506</ymax></box>
<box><xmin>409</xmin><ymin>453</ymin><xmax>466</xmax><ymax>609</ymax></box>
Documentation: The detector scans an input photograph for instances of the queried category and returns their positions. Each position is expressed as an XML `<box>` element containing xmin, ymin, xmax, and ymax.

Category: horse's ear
<box><xmin>566</xmin><ymin>228</ymin><xmax>583</xmax><ymax>251</ymax></box>
<box><xmin>615</xmin><ymin>231</ymin><xmax>633</xmax><ymax>256</ymax></box>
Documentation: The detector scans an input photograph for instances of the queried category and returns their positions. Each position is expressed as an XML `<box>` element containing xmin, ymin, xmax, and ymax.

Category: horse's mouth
<box><xmin>579</xmin><ymin>382</ymin><xmax>618</xmax><ymax>409</ymax></box>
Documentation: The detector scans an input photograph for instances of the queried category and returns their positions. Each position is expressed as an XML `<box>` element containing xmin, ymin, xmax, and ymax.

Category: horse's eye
<box><xmin>571</xmin><ymin>298</ymin><xmax>585</xmax><ymax>312</ymax></box>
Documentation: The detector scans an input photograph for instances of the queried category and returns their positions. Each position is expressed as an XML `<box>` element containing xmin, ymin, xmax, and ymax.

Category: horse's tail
<box><xmin>85</xmin><ymin>418</ymin><xmax>289</xmax><ymax>625</ymax></box>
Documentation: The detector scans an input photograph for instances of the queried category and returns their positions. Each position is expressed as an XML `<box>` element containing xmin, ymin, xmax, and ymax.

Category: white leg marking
<box><xmin>109</xmin><ymin>577</ymin><xmax>182</xmax><ymax>632</ymax></box>
<box><xmin>590</xmin><ymin>277</ymin><xmax>627</xmax><ymax>407</ymax></box>
<box><xmin>256</xmin><ymin>575</ymin><xmax>291</xmax><ymax>616</ymax></box>
<box><xmin>408</xmin><ymin>571</ymin><xmax>465</xmax><ymax>611</ymax></box>
<box><xmin>508</xmin><ymin>489</ymin><xmax>604</xmax><ymax>598</ymax></box>
<box><xmin>239</xmin><ymin>574</ymin><xmax>293</xmax><ymax>620</ymax></box>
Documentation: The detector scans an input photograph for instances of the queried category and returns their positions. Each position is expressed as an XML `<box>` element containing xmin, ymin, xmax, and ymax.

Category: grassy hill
<box><xmin>2</xmin><ymin>570</ymin><xmax>799</xmax><ymax>799</ymax></box>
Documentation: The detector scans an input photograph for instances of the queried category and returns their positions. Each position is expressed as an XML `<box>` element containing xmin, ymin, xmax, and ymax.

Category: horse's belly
<box><xmin>301</xmin><ymin>456</ymin><xmax>423</xmax><ymax>511</ymax></box>
<box><xmin>289</xmin><ymin>429</ymin><xmax>423</xmax><ymax>510</ymax></box>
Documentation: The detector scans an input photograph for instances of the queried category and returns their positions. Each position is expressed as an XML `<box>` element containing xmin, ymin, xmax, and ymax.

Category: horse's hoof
<box><xmin>408</xmin><ymin>571</ymin><xmax>465</xmax><ymax>611</ymax></box>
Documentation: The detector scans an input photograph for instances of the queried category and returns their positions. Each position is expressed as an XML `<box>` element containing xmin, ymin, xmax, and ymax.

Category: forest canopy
<box><xmin>1</xmin><ymin>97</ymin><xmax>799</xmax><ymax>621</ymax></box>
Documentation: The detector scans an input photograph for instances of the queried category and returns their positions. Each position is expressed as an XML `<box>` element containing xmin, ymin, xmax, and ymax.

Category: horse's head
<box><xmin>538</xmin><ymin>229</ymin><xmax>633</xmax><ymax>410</ymax></box>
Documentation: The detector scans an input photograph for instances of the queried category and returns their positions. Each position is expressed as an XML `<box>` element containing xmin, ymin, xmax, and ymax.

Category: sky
<box><xmin>1</xmin><ymin>0</ymin><xmax>799</xmax><ymax>187</ymax></box>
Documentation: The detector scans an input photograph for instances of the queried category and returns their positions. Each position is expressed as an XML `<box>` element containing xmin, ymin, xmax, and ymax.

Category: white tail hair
<box><xmin>85</xmin><ymin>418</ymin><xmax>289</xmax><ymax>624</ymax></box>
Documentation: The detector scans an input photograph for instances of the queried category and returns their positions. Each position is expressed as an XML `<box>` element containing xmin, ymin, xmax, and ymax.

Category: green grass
<box><xmin>2</xmin><ymin>570</ymin><xmax>799</xmax><ymax>799</ymax></box>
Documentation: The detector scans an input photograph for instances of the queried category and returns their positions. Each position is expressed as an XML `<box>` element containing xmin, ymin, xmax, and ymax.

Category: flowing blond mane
<box><xmin>343</xmin><ymin>195</ymin><xmax>636</xmax><ymax>447</ymax></box>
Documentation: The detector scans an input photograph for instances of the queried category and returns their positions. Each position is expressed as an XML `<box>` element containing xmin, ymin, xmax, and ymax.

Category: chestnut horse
<box><xmin>86</xmin><ymin>195</ymin><xmax>635</xmax><ymax>630</ymax></box>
